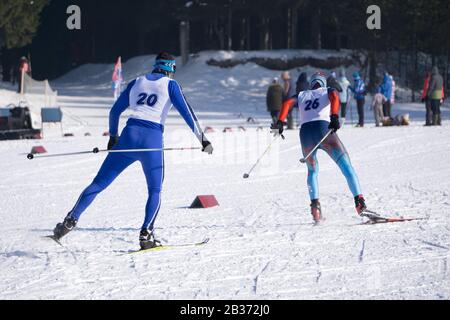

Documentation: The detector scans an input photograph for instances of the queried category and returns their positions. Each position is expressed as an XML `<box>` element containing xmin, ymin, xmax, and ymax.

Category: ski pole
<box><xmin>299</xmin><ymin>129</ymin><xmax>333</xmax><ymax>164</ymax></box>
<box><xmin>27</xmin><ymin>147</ymin><xmax>201</xmax><ymax>160</ymax></box>
<box><xmin>243</xmin><ymin>135</ymin><xmax>281</xmax><ymax>179</ymax></box>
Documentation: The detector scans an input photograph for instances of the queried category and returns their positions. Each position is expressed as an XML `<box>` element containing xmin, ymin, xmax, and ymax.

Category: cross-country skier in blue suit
<box><xmin>52</xmin><ymin>52</ymin><xmax>214</xmax><ymax>249</ymax></box>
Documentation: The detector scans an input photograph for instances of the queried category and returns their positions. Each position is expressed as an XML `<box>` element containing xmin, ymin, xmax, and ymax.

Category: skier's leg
<box><xmin>140</xmin><ymin>150</ymin><xmax>164</xmax><ymax>232</ymax></box>
<box><xmin>320</xmin><ymin>132</ymin><xmax>362</xmax><ymax>198</ymax></box>
<box><xmin>300</xmin><ymin>122</ymin><xmax>326</xmax><ymax>222</ymax></box>
<box><xmin>321</xmin><ymin>132</ymin><xmax>370</xmax><ymax>215</ymax></box>
<box><xmin>305</xmin><ymin>150</ymin><xmax>320</xmax><ymax>200</ymax></box>
<box><xmin>68</xmin><ymin>153</ymin><xmax>136</xmax><ymax>220</ymax></box>
<box><xmin>300</xmin><ymin>123</ymin><xmax>321</xmax><ymax>200</ymax></box>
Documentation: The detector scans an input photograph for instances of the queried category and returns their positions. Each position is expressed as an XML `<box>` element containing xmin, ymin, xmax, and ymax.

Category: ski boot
<box><xmin>310</xmin><ymin>199</ymin><xmax>323</xmax><ymax>224</ymax></box>
<box><xmin>355</xmin><ymin>195</ymin><xmax>381</xmax><ymax>221</ymax></box>
<box><xmin>53</xmin><ymin>215</ymin><xmax>78</xmax><ymax>240</ymax></box>
<box><xmin>139</xmin><ymin>229</ymin><xmax>161</xmax><ymax>250</ymax></box>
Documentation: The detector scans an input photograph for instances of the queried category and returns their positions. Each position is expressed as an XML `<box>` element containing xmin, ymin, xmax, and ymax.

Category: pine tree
<box><xmin>0</xmin><ymin>0</ymin><xmax>49</xmax><ymax>49</ymax></box>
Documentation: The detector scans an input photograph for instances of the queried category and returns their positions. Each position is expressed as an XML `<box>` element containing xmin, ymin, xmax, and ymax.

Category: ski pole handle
<box><xmin>299</xmin><ymin>129</ymin><xmax>333</xmax><ymax>164</ymax></box>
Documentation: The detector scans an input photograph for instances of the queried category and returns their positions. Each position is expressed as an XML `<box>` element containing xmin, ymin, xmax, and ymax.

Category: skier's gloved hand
<box><xmin>271</xmin><ymin>120</ymin><xmax>284</xmax><ymax>137</ymax></box>
<box><xmin>328</xmin><ymin>114</ymin><xmax>340</xmax><ymax>132</ymax></box>
<box><xmin>201</xmin><ymin>134</ymin><xmax>213</xmax><ymax>154</ymax></box>
<box><xmin>108</xmin><ymin>136</ymin><xmax>119</xmax><ymax>150</ymax></box>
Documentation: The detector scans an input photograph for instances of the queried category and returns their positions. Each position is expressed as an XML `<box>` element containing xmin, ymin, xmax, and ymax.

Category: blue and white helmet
<box><xmin>310</xmin><ymin>71</ymin><xmax>327</xmax><ymax>89</ymax></box>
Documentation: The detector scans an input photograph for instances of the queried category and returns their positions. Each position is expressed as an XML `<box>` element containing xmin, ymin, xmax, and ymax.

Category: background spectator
<box><xmin>281</xmin><ymin>71</ymin><xmax>296</xmax><ymax>129</ymax></box>
<box><xmin>372</xmin><ymin>91</ymin><xmax>386</xmax><ymax>127</ymax></box>
<box><xmin>336</xmin><ymin>68</ymin><xmax>351</xmax><ymax>125</ymax></box>
<box><xmin>378</xmin><ymin>72</ymin><xmax>393</xmax><ymax>118</ymax></box>
<box><xmin>422</xmin><ymin>72</ymin><xmax>433</xmax><ymax>126</ymax></box>
<box><xmin>266</xmin><ymin>77</ymin><xmax>284</xmax><ymax>125</ymax></box>
<box><xmin>349</xmin><ymin>72</ymin><xmax>366</xmax><ymax>127</ymax></box>
<box><xmin>427</xmin><ymin>66</ymin><xmax>444</xmax><ymax>126</ymax></box>
<box><xmin>295</xmin><ymin>72</ymin><xmax>309</xmax><ymax>95</ymax></box>
<box><xmin>390</xmin><ymin>75</ymin><xmax>396</xmax><ymax>106</ymax></box>
<box><xmin>327</xmin><ymin>71</ymin><xmax>343</xmax><ymax>93</ymax></box>
<box><xmin>17</xmin><ymin>56</ymin><xmax>31</xmax><ymax>93</ymax></box>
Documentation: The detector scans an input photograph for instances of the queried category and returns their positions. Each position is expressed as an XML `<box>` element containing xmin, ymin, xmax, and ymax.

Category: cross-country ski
<box><xmin>125</xmin><ymin>238</ymin><xmax>210</xmax><ymax>255</ymax></box>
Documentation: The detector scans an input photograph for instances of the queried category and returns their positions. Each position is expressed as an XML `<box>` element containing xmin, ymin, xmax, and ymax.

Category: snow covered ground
<box><xmin>1</xmin><ymin>51</ymin><xmax>450</xmax><ymax>300</ymax></box>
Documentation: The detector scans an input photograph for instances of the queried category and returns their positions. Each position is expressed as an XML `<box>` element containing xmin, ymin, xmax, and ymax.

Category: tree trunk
<box><xmin>260</xmin><ymin>16</ymin><xmax>270</xmax><ymax>50</ymax></box>
<box><xmin>291</xmin><ymin>7</ymin><xmax>299</xmax><ymax>48</ymax></box>
<box><xmin>180</xmin><ymin>21</ymin><xmax>189</xmax><ymax>66</ymax></box>
<box><xmin>287</xmin><ymin>8</ymin><xmax>292</xmax><ymax>49</ymax></box>
<box><xmin>291</xmin><ymin>0</ymin><xmax>302</xmax><ymax>49</ymax></box>
<box><xmin>311</xmin><ymin>6</ymin><xmax>321</xmax><ymax>49</ymax></box>
<box><xmin>214</xmin><ymin>19</ymin><xmax>225</xmax><ymax>50</ymax></box>
<box><xmin>246</xmin><ymin>17</ymin><xmax>251</xmax><ymax>50</ymax></box>
<box><xmin>368</xmin><ymin>51</ymin><xmax>377</xmax><ymax>92</ymax></box>
<box><xmin>240</xmin><ymin>18</ymin><xmax>246</xmax><ymax>49</ymax></box>
<box><xmin>227</xmin><ymin>1</ymin><xmax>233</xmax><ymax>50</ymax></box>
<box><xmin>335</xmin><ymin>17</ymin><xmax>342</xmax><ymax>51</ymax></box>
<box><xmin>446</xmin><ymin>49</ymin><xmax>449</xmax><ymax>93</ymax></box>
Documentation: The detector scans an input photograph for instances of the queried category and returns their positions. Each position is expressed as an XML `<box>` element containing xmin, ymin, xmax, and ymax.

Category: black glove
<box><xmin>421</xmin><ymin>97</ymin><xmax>427</xmax><ymax>103</ymax></box>
<box><xmin>270</xmin><ymin>120</ymin><xmax>284</xmax><ymax>136</ymax></box>
<box><xmin>107</xmin><ymin>136</ymin><xmax>119</xmax><ymax>150</ymax></box>
<box><xmin>201</xmin><ymin>135</ymin><xmax>213</xmax><ymax>154</ymax></box>
<box><xmin>328</xmin><ymin>114</ymin><xmax>340</xmax><ymax>132</ymax></box>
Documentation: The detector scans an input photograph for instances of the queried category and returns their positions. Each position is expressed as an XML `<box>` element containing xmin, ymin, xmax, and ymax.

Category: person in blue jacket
<box><xmin>378</xmin><ymin>72</ymin><xmax>393</xmax><ymax>118</ymax></box>
<box><xmin>349</xmin><ymin>72</ymin><xmax>366</xmax><ymax>127</ymax></box>
<box><xmin>52</xmin><ymin>52</ymin><xmax>214</xmax><ymax>250</ymax></box>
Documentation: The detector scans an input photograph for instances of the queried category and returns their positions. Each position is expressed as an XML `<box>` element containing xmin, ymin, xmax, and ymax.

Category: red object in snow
<box><xmin>190</xmin><ymin>195</ymin><xmax>219</xmax><ymax>209</ymax></box>
<box><xmin>30</xmin><ymin>146</ymin><xmax>47</xmax><ymax>154</ymax></box>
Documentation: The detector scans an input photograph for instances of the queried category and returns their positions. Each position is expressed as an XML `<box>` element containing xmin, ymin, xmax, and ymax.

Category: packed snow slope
<box><xmin>1</xmin><ymin>50</ymin><xmax>449</xmax><ymax>300</ymax></box>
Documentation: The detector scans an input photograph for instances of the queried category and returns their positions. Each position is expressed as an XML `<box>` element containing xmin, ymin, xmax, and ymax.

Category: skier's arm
<box><xmin>328</xmin><ymin>89</ymin><xmax>340</xmax><ymax>116</ymax></box>
<box><xmin>328</xmin><ymin>88</ymin><xmax>340</xmax><ymax>132</ymax></box>
<box><xmin>169</xmin><ymin>80</ymin><xmax>213</xmax><ymax>153</ymax></box>
<box><xmin>109</xmin><ymin>80</ymin><xmax>135</xmax><ymax>136</ymax></box>
<box><xmin>278</xmin><ymin>97</ymin><xmax>297</xmax><ymax>122</ymax></box>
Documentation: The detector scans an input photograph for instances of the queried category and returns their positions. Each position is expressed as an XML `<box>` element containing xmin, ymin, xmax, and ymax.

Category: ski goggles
<box><xmin>153</xmin><ymin>59</ymin><xmax>176</xmax><ymax>73</ymax></box>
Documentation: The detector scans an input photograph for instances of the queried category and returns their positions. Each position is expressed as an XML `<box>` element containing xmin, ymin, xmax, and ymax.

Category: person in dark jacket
<box><xmin>421</xmin><ymin>72</ymin><xmax>433</xmax><ymax>126</ymax></box>
<box><xmin>296</xmin><ymin>72</ymin><xmax>309</xmax><ymax>95</ymax></box>
<box><xmin>336</xmin><ymin>68</ymin><xmax>351</xmax><ymax>125</ymax></box>
<box><xmin>378</xmin><ymin>72</ymin><xmax>393</xmax><ymax>118</ymax></box>
<box><xmin>17</xmin><ymin>56</ymin><xmax>31</xmax><ymax>93</ymax></box>
<box><xmin>327</xmin><ymin>71</ymin><xmax>343</xmax><ymax>93</ymax></box>
<box><xmin>281</xmin><ymin>71</ymin><xmax>296</xmax><ymax>129</ymax></box>
<box><xmin>266</xmin><ymin>77</ymin><xmax>284</xmax><ymax>125</ymax></box>
<box><xmin>349</xmin><ymin>72</ymin><xmax>366</xmax><ymax>127</ymax></box>
<box><xmin>427</xmin><ymin>66</ymin><xmax>445</xmax><ymax>126</ymax></box>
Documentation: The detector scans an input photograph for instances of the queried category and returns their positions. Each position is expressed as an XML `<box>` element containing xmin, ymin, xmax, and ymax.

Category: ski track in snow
<box><xmin>1</xmin><ymin>53</ymin><xmax>450</xmax><ymax>299</ymax></box>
